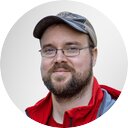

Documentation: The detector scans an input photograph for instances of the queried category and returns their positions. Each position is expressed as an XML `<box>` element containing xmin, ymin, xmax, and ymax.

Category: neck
<box><xmin>52</xmin><ymin>77</ymin><xmax>94</xmax><ymax>124</ymax></box>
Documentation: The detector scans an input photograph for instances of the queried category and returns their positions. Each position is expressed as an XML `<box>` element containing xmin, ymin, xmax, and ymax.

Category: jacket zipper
<box><xmin>69</xmin><ymin>118</ymin><xmax>72</xmax><ymax>127</ymax></box>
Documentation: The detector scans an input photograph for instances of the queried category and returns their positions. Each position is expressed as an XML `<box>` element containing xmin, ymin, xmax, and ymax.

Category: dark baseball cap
<box><xmin>33</xmin><ymin>11</ymin><xmax>97</xmax><ymax>47</ymax></box>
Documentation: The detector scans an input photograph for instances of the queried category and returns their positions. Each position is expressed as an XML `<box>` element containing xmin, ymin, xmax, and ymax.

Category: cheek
<box><xmin>71</xmin><ymin>55</ymin><xmax>91</xmax><ymax>73</ymax></box>
<box><xmin>40</xmin><ymin>59</ymin><xmax>51</xmax><ymax>75</ymax></box>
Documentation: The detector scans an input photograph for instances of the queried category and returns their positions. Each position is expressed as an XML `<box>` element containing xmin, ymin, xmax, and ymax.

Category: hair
<box><xmin>88</xmin><ymin>35</ymin><xmax>95</xmax><ymax>48</ymax></box>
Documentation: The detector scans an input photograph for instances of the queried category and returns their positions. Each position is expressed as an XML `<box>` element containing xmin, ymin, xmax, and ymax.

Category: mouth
<box><xmin>53</xmin><ymin>68</ymin><xmax>70</xmax><ymax>72</ymax></box>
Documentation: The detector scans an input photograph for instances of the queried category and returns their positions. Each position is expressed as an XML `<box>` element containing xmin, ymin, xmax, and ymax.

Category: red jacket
<box><xmin>25</xmin><ymin>77</ymin><xmax>120</xmax><ymax>127</ymax></box>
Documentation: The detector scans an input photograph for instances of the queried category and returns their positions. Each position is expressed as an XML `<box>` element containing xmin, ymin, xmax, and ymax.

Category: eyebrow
<box><xmin>42</xmin><ymin>41</ymin><xmax>82</xmax><ymax>48</ymax></box>
<box><xmin>64</xmin><ymin>41</ymin><xmax>81</xmax><ymax>46</ymax></box>
<box><xmin>42</xmin><ymin>44</ymin><xmax>55</xmax><ymax>48</ymax></box>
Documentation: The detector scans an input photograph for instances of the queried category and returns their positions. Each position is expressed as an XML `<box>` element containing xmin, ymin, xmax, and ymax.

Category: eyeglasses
<box><xmin>39</xmin><ymin>46</ymin><xmax>91</xmax><ymax>58</ymax></box>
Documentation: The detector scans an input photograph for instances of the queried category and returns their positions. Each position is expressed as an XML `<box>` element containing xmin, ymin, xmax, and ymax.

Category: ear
<box><xmin>91</xmin><ymin>47</ymin><xmax>98</xmax><ymax>67</ymax></box>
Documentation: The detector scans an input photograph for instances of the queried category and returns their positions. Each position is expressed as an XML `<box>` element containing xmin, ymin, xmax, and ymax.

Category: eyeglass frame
<box><xmin>38</xmin><ymin>45</ymin><xmax>93</xmax><ymax>58</ymax></box>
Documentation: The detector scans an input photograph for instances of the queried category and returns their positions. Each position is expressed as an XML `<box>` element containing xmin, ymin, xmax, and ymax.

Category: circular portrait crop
<box><xmin>0</xmin><ymin>0</ymin><xmax>127</xmax><ymax>127</ymax></box>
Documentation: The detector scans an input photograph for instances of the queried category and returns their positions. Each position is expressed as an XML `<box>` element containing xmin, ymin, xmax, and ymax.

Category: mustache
<box><xmin>48</xmin><ymin>63</ymin><xmax>75</xmax><ymax>73</ymax></box>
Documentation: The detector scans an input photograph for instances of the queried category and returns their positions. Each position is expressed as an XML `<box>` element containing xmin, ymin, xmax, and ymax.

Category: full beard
<box><xmin>42</xmin><ymin>61</ymin><xmax>93</xmax><ymax>100</ymax></box>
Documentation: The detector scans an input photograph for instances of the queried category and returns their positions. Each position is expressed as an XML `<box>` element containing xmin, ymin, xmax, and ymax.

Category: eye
<box><xmin>66</xmin><ymin>47</ymin><xmax>79</xmax><ymax>52</ymax></box>
<box><xmin>43</xmin><ymin>47</ymin><xmax>55</xmax><ymax>54</ymax></box>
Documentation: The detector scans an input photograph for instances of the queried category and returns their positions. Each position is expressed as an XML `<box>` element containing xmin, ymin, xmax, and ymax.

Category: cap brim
<box><xmin>33</xmin><ymin>16</ymin><xmax>88</xmax><ymax>39</ymax></box>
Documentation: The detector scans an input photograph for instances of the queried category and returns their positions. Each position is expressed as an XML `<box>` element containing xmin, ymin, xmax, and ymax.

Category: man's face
<box><xmin>40</xmin><ymin>24</ymin><xmax>97</xmax><ymax>99</ymax></box>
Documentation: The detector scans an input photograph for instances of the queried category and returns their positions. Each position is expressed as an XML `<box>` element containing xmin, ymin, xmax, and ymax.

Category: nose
<box><xmin>53</xmin><ymin>49</ymin><xmax>68</xmax><ymax>63</ymax></box>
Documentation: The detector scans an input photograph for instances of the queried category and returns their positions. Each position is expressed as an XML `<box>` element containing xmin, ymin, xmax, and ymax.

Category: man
<box><xmin>26</xmin><ymin>11</ymin><xmax>120</xmax><ymax>127</ymax></box>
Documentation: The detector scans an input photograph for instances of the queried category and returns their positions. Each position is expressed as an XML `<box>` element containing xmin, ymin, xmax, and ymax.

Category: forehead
<box><xmin>40</xmin><ymin>24</ymin><xmax>89</xmax><ymax>47</ymax></box>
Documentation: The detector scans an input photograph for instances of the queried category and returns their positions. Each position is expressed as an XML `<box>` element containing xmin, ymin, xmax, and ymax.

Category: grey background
<box><xmin>0</xmin><ymin>1</ymin><xmax>127</xmax><ymax>112</ymax></box>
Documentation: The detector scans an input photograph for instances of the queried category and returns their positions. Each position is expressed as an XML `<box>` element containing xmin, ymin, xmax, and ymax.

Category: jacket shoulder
<box><xmin>100</xmin><ymin>85</ymin><xmax>121</xmax><ymax>99</ymax></box>
<box><xmin>97</xmin><ymin>85</ymin><xmax>121</xmax><ymax>117</ymax></box>
<box><xmin>25</xmin><ymin>92</ymin><xmax>52</xmax><ymax>124</ymax></box>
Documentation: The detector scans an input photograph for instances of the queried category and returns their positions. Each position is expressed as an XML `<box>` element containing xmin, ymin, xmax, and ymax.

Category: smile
<box><xmin>53</xmin><ymin>68</ymin><xmax>70</xmax><ymax>72</ymax></box>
